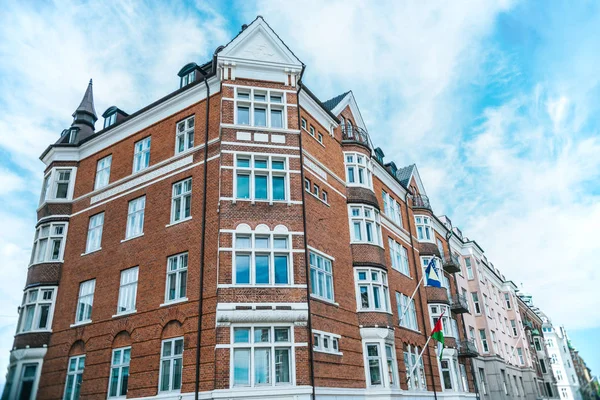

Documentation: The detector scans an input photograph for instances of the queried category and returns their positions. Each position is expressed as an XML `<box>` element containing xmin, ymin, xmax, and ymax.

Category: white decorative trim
<box><xmin>303</xmin><ymin>167</ymin><xmax>346</xmax><ymax>200</ymax></box>
<box><xmin>217</xmin><ymin>284</ymin><xmax>307</xmax><ymax>289</ymax></box>
<box><xmin>91</xmin><ymin>155</ymin><xmax>193</xmax><ymax>204</ymax></box>
<box><xmin>120</xmin><ymin>233</ymin><xmax>144</xmax><ymax>243</ymax></box>
<box><xmin>159</xmin><ymin>297</ymin><xmax>188</xmax><ymax>307</ymax></box>
<box><xmin>221</xmin><ymin>124</ymin><xmax>300</xmax><ymax>134</ymax></box>
<box><xmin>380</xmin><ymin>215</ymin><xmax>412</xmax><ymax>247</ymax></box>
<box><xmin>221</xmin><ymin>141</ymin><xmax>300</xmax><ymax>150</ymax></box>
<box><xmin>304</xmin><ymin>157</ymin><xmax>327</xmax><ymax>181</ymax></box>
<box><xmin>306</xmin><ymin>246</ymin><xmax>335</xmax><ymax>261</ymax></box>
<box><xmin>216</xmin><ymin>303</ymin><xmax>308</xmax><ymax>326</ymax></box>
<box><xmin>298</xmin><ymin>90</ymin><xmax>338</xmax><ymax>136</ymax></box>
<box><xmin>221</xmin><ymin>149</ymin><xmax>300</xmax><ymax>158</ymax></box>
<box><xmin>165</xmin><ymin>217</ymin><xmax>192</xmax><ymax>228</ymax></box>
<box><xmin>302</xmin><ymin>150</ymin><xmax>346</xmax><ymax>186</ymax></box>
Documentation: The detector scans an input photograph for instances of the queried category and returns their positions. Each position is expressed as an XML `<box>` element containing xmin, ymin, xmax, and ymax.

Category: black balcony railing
<box><xmin>442</xmin><ymin>253</ymin><xmax>461</xmax><ymax>274</ymax></box>
<box><xmin>450</xmin><ymin>294</ymin><xmax>470</xmax><ymax>314</ymax></box>
<box><xmin>342</xmin><ymin>125</ymin><xmax>371</xmax><ymax>149</ymax></box>
<box><xmin>457</xmin><ymin>339</ymin><xmax>479</xmax><ymax>358</ymax></box>
<box><xmin>412</xmin><ymin>194</ymin><xmax>431</xmax><ymax>210</ymax></box>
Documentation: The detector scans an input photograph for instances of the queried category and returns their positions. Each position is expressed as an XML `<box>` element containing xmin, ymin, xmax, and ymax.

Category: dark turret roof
<box><xmin>73</xmin><ymin>79</ymin><xmax>97</xmax><ymax>120</ymax></box>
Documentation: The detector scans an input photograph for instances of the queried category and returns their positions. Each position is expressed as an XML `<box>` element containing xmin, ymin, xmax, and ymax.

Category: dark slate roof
<box><xmin>396</xmin><ymin>164</ymin><xmax>415</xmax><ymax>187</ymax></box>
<box><xmin>74</xmin><ymin>79</ymin><xmax>97</xmax><ymax>119</ymax></box>
<box><xmin>322</xmin><ymin>91</ymin><xmax>350</xmax><ymax>111</ymax></box>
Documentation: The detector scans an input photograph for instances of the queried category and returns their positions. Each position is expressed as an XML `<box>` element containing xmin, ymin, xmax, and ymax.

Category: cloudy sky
<box><xmin>1</xmin><ymin>0</ymin><xmax>599</xmax><ymax>385</ymax></box>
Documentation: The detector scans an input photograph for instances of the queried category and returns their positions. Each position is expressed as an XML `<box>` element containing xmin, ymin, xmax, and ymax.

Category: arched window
<box><xmin>346</xmin><ymin>120</ymin><xmax>353</xmax><ymax>138</ymax></box>
<box><xmin>340</xmin><ymin>117</ymin><xmax>346</xmax><ymax>135</ymax></box>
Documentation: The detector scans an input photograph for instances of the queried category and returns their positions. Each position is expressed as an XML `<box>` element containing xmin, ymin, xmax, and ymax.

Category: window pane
<box><xmin>271</xmin><ymin>109</ymin><xmax>283</xmax><ymax>128</ymax></box>
<box><xmin>254</xmin><ymin>328</ymin><xmax>270</xmax><ymax>343</ymax></box>
<box><xmin>235</xmin><ymin>255</ymin><xmax>250</xmax><ymax>284</ymax></box>
<box><xmin>234</xmin><ymin>349</ymin><xmax>250</xmax><ymax>385</ymax></box>
<box><xmin>360</xmin><ymin>286</ymin><xmax>369</xmax><ymax>308</ymax></box>
<box><xmin>272</xmin><ymin>160</ymin><xmax>285</xmax><ymax>170</ymax></box>
<box><xmin>234</xmin><ymin>328</ymin><xmax>250</xmax><ymax>343</ymax></box>
<box><xmin>275</xmin><ymin>348</ymin><xmax>290</xmax><ymax>383</ymax></box>
<box><xmin>274</xmin><ymin>255</ymin><xmax>288</xmax><ymax>284</ymax></box>
<box><xmin>254</xmin><ymin>348</ymin><xmax>271</xmax><ymax>384</ymax></box>
<box><xmin>275</xmin><ymin>328</ymin><xmax>289</xmax><ymax>342</ymax></box>
<box><xmin>236</xmin><ymin>236</ymin><xmax>251</xmax><ymax>248</ymax></box>
<box><xmin>172</xmin><ymin>358</ymin><xmax>182</xmax><ymax>390</ymax></box>
<box><xmin>160</xmin><ymin>360</ymin><xmax>170</xmax><ymax>391</ymax></box>
<box><xmin>254</xmin><ymin>108</ymin><xmax>267</xmax><ymax>127</ymax></box>
<box><xmin>255</xmin><ymin>175</ymin><xmax>268</xmax><ymax>199</ymax></box>
<box><xmin>255</xmin><ymin>236</ymin><xmax>269</xmax><ymax>249</ymax></box>
<box><xmin>237</xmin><ymin>174</ymin><xmax>250</xmax><ymax>199</ymax></box>
<box><xmin>272</xmin><ymin>176</ymin><xmax>285</xmax><ymax>200</ymax></box>
<box><xmin>238</xmin><ymin>106</ymin><xmax>250</xmax><ymax>125</ymax></box>
<box><xmin>255</xmin><ymin>255</ymin><xmax>270</xmax><ymax>284</ymax></box>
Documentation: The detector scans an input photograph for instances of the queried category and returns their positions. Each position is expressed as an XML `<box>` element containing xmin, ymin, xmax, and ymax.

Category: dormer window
<box><xmin>104</xmin><ymin>112</ymin><xmax>116</xmax><ymax>129</ymax></box>
<box><xmin>180</xmin><ymin>70</ymin><xmax>196</xmax><ymax>88</ymax></box>
<box><xmin>68</xmin><ymin>128</ymin><xmax>78</xmax><ymax>143</ymax></box>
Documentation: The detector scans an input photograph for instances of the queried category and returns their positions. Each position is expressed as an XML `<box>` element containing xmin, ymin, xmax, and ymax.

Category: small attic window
<box><xmin>104</xmin><ymin>112</ymin><xmax>116</xmax><ymax>129</ymax></box>
<box><xmin>68</xmin><ymin>128</ymin><xmax>78</xmax><ymax>143</ymax></box>
<box><xmin>180</xmin><ymin>70</ymin><xmax>196</xmax><ymax>88</ymax></box>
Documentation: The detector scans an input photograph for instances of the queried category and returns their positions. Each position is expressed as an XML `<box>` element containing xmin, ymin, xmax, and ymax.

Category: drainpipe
<box><xmin>404</xmin><ymin>192</ymin><xmax>438</xmax><ymax>400</ymax></box>
<box><xmin>296</xmin><ymin>68</ymin><xmax>317</xmax><ymax>400</ymax></box>
<box><xmin>446</xmin><ymin>230</ymin><xmax>480</xmax><ymax>400</ymax></box>
<box><xmin>194</xmin><ymin>66</ymin><xmax>211</xmax><ymax>400</ymax></box>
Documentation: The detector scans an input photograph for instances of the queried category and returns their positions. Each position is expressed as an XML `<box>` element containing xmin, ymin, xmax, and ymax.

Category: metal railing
<box><xmin>457</xmin><ymin>339</ymin><xmax>479</xmax><ymax>357</ymax></box>
<box><xmin>412</xmin><ymin>194</ymin><xmax>431</xmax><ymax>210</ymax></box>
<box><xmin>342</xmin><ymin>125</ymin><xmax>371</xmax><ymax>148</ymax></box>
<box><xmin>450</xmin><ymin>294</ymin><xmax>470</xmax><ymax>312</ymax></box>
<box><xmin>442</xmin><ymin>253</ymin><xmax>461</xmax><ymax>273</ymax></box>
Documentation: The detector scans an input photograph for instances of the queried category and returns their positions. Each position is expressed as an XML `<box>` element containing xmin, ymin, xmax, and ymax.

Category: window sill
<box><xmin>15</xmin><ymin>329</ymin><xmax>52</xmax><ymax>336</ymax></box>
<box><xmin>310</xmin><ymin>294</ymin><xmax>339</xmax><ymax>307</ymax></box>
<box><xmin>160</xmin><ymin>298</ymin><xmax>188</xmax><ymax>307</ymax></box>
<box><xmin>112</xmin><ymin>310</ymin><xmax>137</xmax><ymax>318</ymax></box>
<box><xmin>70</xmin><ymin>321</ymin><xmax>92</xmax><ymax>328</ymax></box>
<box><xmin>356</xmin><ymin>309</ymin><xmax>393</xmax><ymax>315</ymax></box>
<box><xmin>218</xmin><ymin>284</ymin><xmax>307</xmax><ymax>289</ymax></box>
<box><xmin>121</xmin><ymin>233</ymin><xmax>144</xmax><ymax>243</ymax></box>
<box><xmin>223</xmin><ymin>123</ymin><xmax>299</xmax><ymax>134</ymax></box>
<box><xmin>28</xmin><ymin>260</ymin><xmax>65</xmax><ymax>268</ymax></box>
<box><xmin>349</xmin><ymin>240</ymin><xmax>384</xmax><ymax>249</ymax></box>
<box><xmin>305</xmin><ymin>190</ymin><xmax>329</xmax><ymax>206</ymax></box>
<box><xmin>81</xmin><ymin>248</ymin><xmax>102</xmax><ymax>256</ymax></box>
<box><xmin>166</xmin><ymin>217</ymin><xmax>192</xmax><ymax>228</ymax></box>
<box><xmin>314</xmin><ymin>349</ymin><xmax>343</xmax><ymax>356</ymax></box>
<box><xmin>390</xmin><ymin>267</ymin><xmax>412</xmax><ymax>279</ymax></box>
<box><xmin>397</xmin><ymin>325</ymin><xmax>421</xmax><ymax>334</ymax></box>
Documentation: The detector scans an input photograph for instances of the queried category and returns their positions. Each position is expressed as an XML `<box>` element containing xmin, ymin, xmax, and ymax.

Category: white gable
<box><xmin>218</xmin><ymin>17</ymin><xmax>302</xmax><ymax>72</ymax></box>
<box><xmin>330</xmin><ymin>92</ymin><xmax>368</xmax><ymax>132</ymax></box>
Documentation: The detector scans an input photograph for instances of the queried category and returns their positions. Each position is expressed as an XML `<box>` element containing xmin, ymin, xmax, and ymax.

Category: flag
<box><xmin>431</xmin><ymin>312</ymin><xmax>445</xmax><ymax>360</ymax></box>
<box><xmin>425</xmin><ymin>258</ymin><xmax>442</xmax><ymax>288</ymax></box>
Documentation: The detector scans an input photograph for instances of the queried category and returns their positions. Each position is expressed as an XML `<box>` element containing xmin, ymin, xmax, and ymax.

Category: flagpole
<box><xmin>399</xmin><ymin>273</ymin><xmax>425</xmax><ymax>324</ymax></box>
<box><xmin>408</xmin><ymin>310</ymin><xmax>446</xmax><ymax>383</ymax></box>
<box><xmin>509</xmin><ymin>328</ymin><xmax>525</xmax><ymax>362</ymax></box>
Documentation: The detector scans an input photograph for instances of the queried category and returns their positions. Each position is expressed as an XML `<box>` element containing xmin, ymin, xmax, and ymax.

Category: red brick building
<box><xmin>2</xmin><ymin>17</ymin><xmax>481</xmax><ymax>400</ymax></box>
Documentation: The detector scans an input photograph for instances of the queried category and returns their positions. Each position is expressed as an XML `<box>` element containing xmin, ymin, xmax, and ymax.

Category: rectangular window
<box><xmin>344</xmin><ymin>152</ymin><xmax>372</xmax><ymax>188</ymax></box>
<box><xmin>233</xmin><ymin>231</ymin><xmax>291</xmax><ymax>285</ymax></box>
<box><xmin>234</xmin><ymin>154</ymin><xmax>289</xmax><ymax>202</ymax></box>
<box><xmin>313</xmin><ymin>330</ymin><xmax>341</xmax><ymax>354</ymax></box>
<box><xmin>16</xmin><ymin>363</ymin><xmax>37</xmax><ymax>400</ymax></box>
<box><xmin>75</xmin><ymin>279</ymin><xmax>95</xmax><ymax>324</ymax></box>
<box><xmin>133</xmin><ymin>137</ymin><xmax>151</xmax><ymax>172</ymax></box>
<box><xmin>176</xmin><ymin>116</ymin><xmax>195</xmax><ymax>153</ymax></box>
<box><xmin>388</xmin><ymin>238</ymin><xmax>410</xmax><ymax>276</ymax></box>
<box><xmin>441</xmin><ymin>360</ymin><xmax>453</xmax><ymax>390</ymax></box>
<box><xmin>171</xmin><ymin>178</ymin><xmax>192</xmax><ymax>223</ymax></box>
<box><xmin>479</xmin><ymin>368</ymin><xmax>487</xmax><ymax>395</ymax></box>
<box><xmin>159</xmin><ymin>337</ymin><xmax>184</xmax><ymax>392</ymax></box>
<box><xmin>85</xmin><ymin>212</ymin><xmax>104</xmax><ymax>253</ymax></box>
<box><xmin>479</xmin><ymin>329</ymin><xmax>489</xmax><ymax>353</ymax></box>
<box><xmin>505</xmin><ymin>293</ymin><xmax>512</xmax><ymax>309</ymax></box>
<box><xmin>511</xmin><ymin>319</ymin><xmax>518</xmax><ymax>336</ymax></box>
<box><xmin>235</xmin><ymin>88</ymin><xmax>286</xmax><ymax>128</ymax></box>
<box><xmin>309</xmin><ymin>125</ymin><xmax>315</xmax><ymax>136</ymax></box>
<box><xmin>126</xmin><ymin>196</ymin><xmax>145</xmax><ymax>238</ymax></box>
<box><xmin>382</xmin><ymin>191</ymin><xmax>403</xmax><ymax>226</ymax></box>
<box><xmin>414</xmin><ymin>216</ymin><xmax>433</xmax><ymax>242</ymax></box>
<box><xmin>18</xmin><ymin>287</ymin><xmax>55</xmax><ymax>333</ymax></box>
<box><xmin>321</xmin><ymin>190</ymin><xmax>328</xmax><ymax>203</ymax></box>
<box><xmin>54</xmin><ymin>169</ymin><xmax>71</xmax><ymax>199</ymax></box>
<box><xmin>231</xmin><ymin>326</ymin><xmax>292</xmax><ymax>387</ymax></box>
<box><xmin>396</xmin><ymin>292</ymin><xmax>418</xmax><ymax>331</ymax></box>
<box><xmin>301</xmin><ymin>118</ymin><xmax>307</xmax><ymax>130</ymax></box>
<box><xmin>30</xmin><ymin>222</ymin><xmax>67</xmax><ymax>264</ymax></box>
<box><xmin>356</xmin><ymin>268</ymin><xmax>390</xmax><ymax>312</ymax></box>
<box><xmin>313</xmin><ymin>183</ymin><xmax>319</xmax><ymax>198</ymax></box>
<box><xmin>95</xmin><ymin>155</ymin><xmax>112</xmax><ymax>189</ymax></box>
<box><xmin>349</xmin><ymin>205</ymin><xmax>382</xmax><ymax>245</ymax></box>
<box><xmin>39</xmin><ymin>167</ymin><xmax>77</xmax><ymax>203</ymax></box>
<box><xmin>517</xmin><ymin>347</ymin><xmax>524</xmax><ymax>365</ymax></box>
<box><xmin>108</xmin><ymin>347</ymin><xmax>130</xmax><ymax>398</ymax></box>
<box><xmin>165</xmin><ymin>253</ymin><xmax>188</xmax><ymax>302</ymax></box>
<box><xmin>317</xmin><ymin>132</ymin><xmax>323</xmax><ymax>143</ymax></box>
<box><xmin>366</xmin><ymin>343</ymin><xmax>383</xmax><ymax>386</ymax></box>
<box><xmin>117</xmin><ymin>267</ymin><xmax>138</xmax><ymax>314</ymax></box>
<box><xmin>63</xmin><ymin>355</ymin><xmax>85</xmax><ymax>400</ymax></box>
<box><xmin>465</xmin><ymin>257</ymin><xmax>474</xmax><ymax>279</ymax></box>
<box><xmin>309</xmin><ymin>252</ymin><xmax>334</xmax><ymax>301</ymax></box>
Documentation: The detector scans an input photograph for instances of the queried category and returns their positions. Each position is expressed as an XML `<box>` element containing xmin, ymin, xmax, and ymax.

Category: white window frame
<box><xmin>165</xmin><ymin>252</ymin><xmax>188</xmax><ymax>303</ymax></box>
<box><xmin>85</xmin><ymin>212</ymin><xmax>104</xmax><ymax>253</ymax></box>
<box><xmin>389</xmin><ymin>238</ymin><xmax>410</xmax><ymax>277</ymax></box>
<box><xmin>396</xmin><ymin>292</ymin><xmax>418</xmax><ymax>331</ymax></box>
<box><xmin>181</xmin><ymin>70</ymin><xmax>195</xmax><ymax>87</ymax></box>
<box><xmin>382</xmin><ymin>191</ymin><xmax>402</xmax><ymax>226</ymax></box>
<box><xmin>94</xmin><ymin>155</ymin><xmax>112</xmax><ymax>189</ymax></box>
<box><xmin>104</xmin><ymin>112</ymin><xmax>117</xmax><ymax>128</ymax></box>
<box><xmin>170</xmin><ymin>178</ymin><xmax>192</xmax><ymax>223</ymax></box>
<box><xmin>17</xmin><ymin>287</ymin><xmax>56</xmax><ymax>334</ymax></box>
<box><xmin>229</xmin><ymin>324</ymin><xmax>295</xmax><ymax>388</ymax></box>
<box><xmin>465</xmin><ymin>257</ymin><xmax>474</xmax><ymax>279</ymax></box>
<box><xmin>344</xmin><ymin>152</ymin><xmax>373</xmax><ymax>189</ymax></box>
<box><xmin>309</xmin><ymin>251</ymin><xmax>334</xmax><ymax>302</ymax></box>
<box><xmin>232</xmin><ymin>225</ymin><xmax>293</xmax><ymax>286</ymax></box>
<box><xmin>414</xmin><ymin>215</ymin><xmax>434</xmax><ymax>242</ymax></box>
<box><xmin>403</xmin><ymin>344</ymin><xmax>427</xmax><ymax>390</ymax></box>
<box><xmin>39</xmin><ymin>167</ymin><xmax>77</xmax><ymax>204</ymax></box>
<box><xmin>175</xmin><ymin>115</ymin><xmax>195</xmax><ymax>154</ymax></box>
<box><xmin>429</xmin><ymin>304</ymin><xmax>457</xmax><ymax>338</ymax></box>
<box><xmin>116</xmin><ymin>267</ymin><xmax>138</xmax><ymax>315</ymax></box>
<box><xmin>30</xmin><ymin>222</ymin><xmax>68</xmax><ymax>265</ymax></box>
<box><xmin>233</xmin><ymin>153</ymin><xmax>291</xmax><ymax>204</ymax></box>
<box><xmin>159</xmin><ymin>337</ymin><xmax>184</xmax><ymax>392</ymax></box>
<box><xmin>479</xmin><ymin>329</ymin><xmax>489</xmax><ymax>353</ymax></box>
<box><xmin>125</xmin><ymin>196</ymin><xmax>145</xmax><ymax>239</ymax></box>
<box><xmin>63</xmin><ymin>355</ymin><xmax>85</xmax><ymax>400</ymax></box>
<box><xmin>75</xmin><ymin>279</ymin><xmax>95</xmax><ymax>325</ymax></box>
<box><xmin>349</xmin><ymin>204</ymin><xmax>382</xmax><ymax>246</ymax></box>
<box><xmin>312</xmin><ymin>330</ymin><xmax>341</xmax><ymax>355</ymax></box>
<box><xmin>504</xmin><ymin>292</ymin><xmax>512</xmax><ymax>309</ymax></box>
<box><xmin>363</xmin><ymin>341</ymin><xmax>398</xmax><ymax>388</ymax></box>
<box><xmin>472</xmin><ymin>292</ymin><xmax>481</xmax><ymax>314</ymax></box>
<box><xmin>234</xmin><ymin>87</ymin><xmax>287</xmax><ymax>129</ymax></box>
<box><xmin>133</xmin><ymin>137</ymin><xmax>151</xmax><ymax>173</ymax></box>
<box><xmin>108</xmin><ymin>347</ymin><xmax>130</xmax><ymax>398</ymax></box>
<box><xmin>355</xmin><ymin>268</ymin><xmax>391</xmax><ymax>313</ymax></box>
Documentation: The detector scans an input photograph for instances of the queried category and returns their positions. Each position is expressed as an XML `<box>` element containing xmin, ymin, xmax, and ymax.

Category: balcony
<box><xmin>457</xmin><ymin>339</ymin><xmax>479</xmax><ymax>358</ymax></box>
<box><xmin>412</xmin><ymin>194</ymin><xmax>431</xmax><ymax>210</ymax></box>
<box><xmin>442</xmin><ymin>253</ymin><xmax>461</xmax><ymax>274</ymax></box>
<box><xmin>342</xmin><ymin>126</ymin><xmax>371</xmax><ymax>149</ymax></box>
<box><xmin>450</xmin><ymin>294</ymin><xmax>470</xmax><ymax>314</ymax></box>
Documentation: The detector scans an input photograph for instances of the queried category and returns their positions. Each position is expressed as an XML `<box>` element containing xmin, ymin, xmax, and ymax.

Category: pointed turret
<box><xmin>60</xmin><ymin>79</ymin><xmax>97</xmax><ymax>144</ymax></box>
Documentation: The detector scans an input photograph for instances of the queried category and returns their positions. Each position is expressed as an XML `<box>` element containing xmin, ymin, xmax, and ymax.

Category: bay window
<box><xmin>30</xmin><ymin>222</ymin><xmax>67</xmax><ymax>264</ymax></box>
<box><xmin>233</xmin><ymin>227</ymin><xmax>292</xmax><ymax>285</ymax></box>
<box><xmin>364</xmin><ymin>343</ymin><xmax>398</xmax><ymax>388</ymax></box>
<box><xmin>235</xmin><ymin>87</ymin><xmax>286</xmax><ymax>129</ymax></box>
<box><xmin>234</xmin><ymin>154</ymin><xmax>289</xmax><ymax>202</ymax></box>
<box><xmin>355</xmin><ymin>268</ymin><xmax>390</xmax><ymax>312</ymax></box>
<box><xmin>429</xmin><ymin>304</ymin><xmax>457</xmax><ymax>338</ymax></box>
<box><xmin>309</xmin><ymin>251</ymin><xmax>334</xmax><ymax>301</ymax></box>
<box><xmin>175</xmin><ymin>116</ymin><xmax>194</xmax><ymax>153</ymax></box>
<box><xmin>231</xmin><ymin>326</ymin><xmax>293</xmax><ymax>387</ymax></box>
<box><xmin>159</xmin><ymin>338</ymin><xmax>183</xmax><ymax>392</ymax></box>
<box><xmin>349</xmin><ymin>205</ymin><xmax>382</xmax><ymax>245</ymax></box>
<box><xmin>414</xmin><ymin>216</ymin><xmax>433</xmax><ymax>242</ymax></box>
<box><xmin>17</xmin><ymin>287</ymin><xmax>55</xmax><ymax>333</ymax></box>
<box><xmin>39</xmin><ymin>167</ymin><xmax>76</xmax><ymax>204</ymax></box>
<box><xmin>344</xmin><ymin>152</ymin><xmax>372</xmax><ymax>188</ymax></box>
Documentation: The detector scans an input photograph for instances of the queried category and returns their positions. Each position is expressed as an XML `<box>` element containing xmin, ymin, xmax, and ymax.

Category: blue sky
<box><xmin>0</xmin><ymin>0</ymin><xmax>598</xmax><ymax>385</ymax></box>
